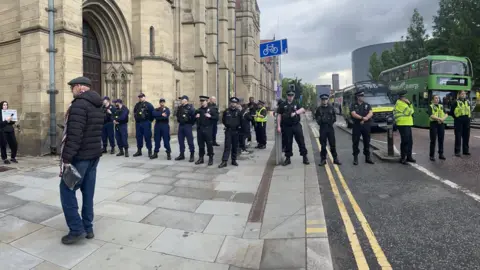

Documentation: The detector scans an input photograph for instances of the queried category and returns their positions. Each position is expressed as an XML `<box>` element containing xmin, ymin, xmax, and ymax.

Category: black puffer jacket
<box><xmin>0</xmin><ymin>101</ymin><xmax>15</xmax><ymax>133</ymax></box>
<box><xmin>61</xmin><ymin>90</ymin><xmax>104</xmax><ymax>163</ymax></box>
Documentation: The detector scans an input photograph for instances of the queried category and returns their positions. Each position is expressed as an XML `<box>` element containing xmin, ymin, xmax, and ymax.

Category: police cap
<box><xmin>67</xmin><ymin>76</ymin><xmax>92</xmax><ymax>87</ymax></box>
<box><xmin>258</xmin><ymin>100</ymin><xmax>265</xmax><ymax>105</ymax></box>
<box><xmin>114</xmin><ymin>99</ymin><xmax>123</xmax><ymax>104</ymax></box>
<box><xmin>355</xmin><ymin>91</ymin><xmax>364</xmax><ymax>97</ymax></box>
<box><xmin>138</xmin><ymin>93</ymin><xmax>145</xmax><ymax>98</ymax></box>
<box><xmin>159</xmin><ymin>98</ymin><xmax>166</xmax><ymax>103</ymax></box>
<box><xmin>230</xmin><ymin>97</ymin><xmax>239</xmax><ymax>103</ymax></box>
<box><xmin>398</xmin><ymin>90</ymin><xmax>408</xmax><ymax>96</ymax></box>
<box><xmin>178</xmin><ymin>95</ymin><xmax>189</xmax><ymax>100</ymax></box>
<box><xmin>199</xmin><ymin>95</ymin><xmax>209</xmax><ymax>101</ymax></box>
<box><xmin>103</xmin><ymin>96</ymin><xmax>110</xmax><ymax>101</ymax></box>
<box><xmin>287</xmin><ymin>90</ymin><xmax>295</xmax><ymax>96</ymax></box>
<box><xmin>320</xmin><ymin>94</ymin><xmax>329</xmax><ymax>100</ymax></box>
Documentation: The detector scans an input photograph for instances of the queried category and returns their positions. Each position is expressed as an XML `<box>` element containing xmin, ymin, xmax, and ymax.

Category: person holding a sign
<box><xmin>0</xmin><ymin>101</ymin><xmax>18</xmax><ymax>164</ymax></box>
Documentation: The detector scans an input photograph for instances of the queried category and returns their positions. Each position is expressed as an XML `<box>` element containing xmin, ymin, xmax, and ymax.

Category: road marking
<box><xmin>314</xmin><ymin>137</ymin><xmax>369</xmax><ymax>269</ymax></box>
<box><xmin>371</xmin><ymin>139</ymin><xmax>387</xmax><ymax>144</ymax></box>
<box><xmin>307</xmin><ymin>220</ymin><xmax>324</xmax><ymax>225</ymax></box>
<box><xmin>306</xmin><ymin>227</ymin><xmax>327</xmax><ymax>233</ymax></box>
<box><xmin>474</xmin><ymin>136</ymin><xmax>480</xmax><ymax>139</ymax></box>
<box><xmin>326</xmin><ymin>148</ymin><xmax>393</xmax><ymax>269</ymax></box>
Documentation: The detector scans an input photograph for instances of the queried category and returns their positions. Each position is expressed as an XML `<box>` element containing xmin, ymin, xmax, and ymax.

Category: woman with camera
<box><xmin>0</xmin><ymin>101</ymin><xmax>18</xmax><ymax>164</ymax></box>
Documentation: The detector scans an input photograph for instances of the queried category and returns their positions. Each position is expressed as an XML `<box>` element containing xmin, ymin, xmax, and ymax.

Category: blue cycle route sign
<box><xmin>260</xmin><ymin>39</ymin><xmax>288</xmax><ymax>58</ymax></box>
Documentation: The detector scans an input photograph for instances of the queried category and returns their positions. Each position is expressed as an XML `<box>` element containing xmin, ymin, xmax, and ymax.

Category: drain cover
<box><xmin>0</xmin><ymin>166</ymin><xmax>14</xmax><ymax>172</ymax></box>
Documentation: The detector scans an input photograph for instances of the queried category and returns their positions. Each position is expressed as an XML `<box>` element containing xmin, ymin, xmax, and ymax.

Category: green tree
<box><xmin>380</xmin><ymin>50</ymin><xmax>395</xmax><ymax>70</ymax></box>
<box><xmin>302</xmin><ymin>83</ymin><xmax>316</xmax><ymax>109</ymax></box>
<box><xmin>404</xmin><ymin>8</ymin><xmax>429</xmax><ymax>61</ymax></box>
<box><xmin>368</xmin><ymin>52</ymin><xmax>383</xmax><ymax>80</ymax></box>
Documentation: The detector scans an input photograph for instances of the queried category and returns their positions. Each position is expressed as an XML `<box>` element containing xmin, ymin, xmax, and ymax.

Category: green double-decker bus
<box><xmin>379</xmin><ymin>55</ymin><xmax>476</xmax><ymax>128</ymax></box>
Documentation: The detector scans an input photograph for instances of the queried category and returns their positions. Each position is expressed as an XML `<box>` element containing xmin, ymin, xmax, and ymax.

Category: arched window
<box><xmin>149</xmin><ymin>26</ymin><xmax>155</xmax><ymax>55</ymax></box>
<box><xmin>120</xmin><ymin>73</ymin><xmax>127</xmax><ymax>99</ymax></box>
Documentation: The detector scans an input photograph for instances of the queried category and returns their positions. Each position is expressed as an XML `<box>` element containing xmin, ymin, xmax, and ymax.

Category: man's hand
<box><xmin>162</xmin><ymin>112</ymin><xmax>167</xmax><ymax>117</ymax></box>
<box><xmin>107</xmin><ymin>109</ymin><xmax>112</xmax><ymax>114</ymax></box>
<box><xmin>114</xmin><ymin>120</ymin><xmax>118</xmax><ymax>124</ymax></box>
<box><xmin>196</xmin><ymin>113</ymin><xmax>200</xmax><ymax>118</ymax></box>
<box><xmin>277</xmin><ymin>126</ymin><xmax>281</xmax><ymax>133</ymax></box>
<box><xmin>205</xmin><ymin>113</ymin><xmax>211</xmax><ymax>118</ymax></box>
<box><xmin>5</xmin><ymin>116</ymin><xmax>12</xmax><ymax>122</ymax></box>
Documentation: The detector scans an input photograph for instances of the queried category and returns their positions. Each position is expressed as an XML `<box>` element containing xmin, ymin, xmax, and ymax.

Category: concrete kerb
<box><xmin>336</xmin><ymin>124</ymin><xmax>401</xmax><ymax>162</ymax></box>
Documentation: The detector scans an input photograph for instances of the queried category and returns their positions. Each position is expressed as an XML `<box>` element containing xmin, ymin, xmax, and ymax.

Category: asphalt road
<box><xmin>308</xmin><ymin>122</ymin><xmax>480</xmax><ymax>270</ymax></box>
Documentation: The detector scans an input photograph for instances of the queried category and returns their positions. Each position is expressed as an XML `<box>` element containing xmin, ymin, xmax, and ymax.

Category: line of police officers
<box><xmin>100</xmin><ymin>93</ymin><xmax>274</xmax><ymax>168</ymax></box>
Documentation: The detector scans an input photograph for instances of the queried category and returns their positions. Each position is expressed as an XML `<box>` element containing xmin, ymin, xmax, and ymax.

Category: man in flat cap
<box><xmin>150</xmin><ymin>98</ymin><xmax>172</xmax><ymax>160</ymax></box>
<box><xmin>113</xmin><ymin>99</ymin><xmax>130</xmax><ymax>157</ymax></box>
<box><xmin>133</xmin><ymin>93</ymin><xmax>154</xmax><ymax>157</ymax></box>
<box><xmin>254</xmin><ymin>100</ymin><xmax>268</xmax><ymax>149</ymax></box>
<box><xmin>218</xmin><ymin>97</ymin><xmax>242</xmax><ymax>168</ymax></box>
<box><xmin>101</xmin><ymin>96</ymin><xmax>116</xmax><ymax>154</ymax></box>
<box><xmin>59</xmin><ymin>76</ymin><xmax>103</xmax><ymax>244</ymax></box>
<box><xmin>315</xmin><ymin>93</ymin><xmax>341</xmax><ymax>166</ymax></box>
<box><xmin>195</xmin><ymin>95</ymin><xmax>218</xmax><ymax>165</ymax></box>
<box><xmin>277</xmin><ymin>89</ymin><xmax>309</xmax><ymax>165</ymax></box>
<box><xmin>175</xmin><ymin>95</ymin><xmax>196</xmax><ymax>162</ymax></box>
<box><xmin>350</xmin><ymin>90</ymin><xmax>374</xmax><ymax>165</ymax></box>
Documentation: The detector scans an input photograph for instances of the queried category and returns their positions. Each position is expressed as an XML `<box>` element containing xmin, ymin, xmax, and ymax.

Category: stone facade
<box><xmin>0</xmin><ymin>0</ymin><xmax>276</xmax><ymax>156</ymax></box>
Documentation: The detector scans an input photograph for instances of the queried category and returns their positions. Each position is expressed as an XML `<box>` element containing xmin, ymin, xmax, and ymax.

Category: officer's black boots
<box><xmin>282</xmin><ymin>157</ymin><xmax>291</xmax><ymax>166</ymax></box>
<box><xmin>124</xmin><ymin>148</ymin><xmax>129</xmax><ymax>157</ymax></box>
<box><xmin>116</xmin><ymin>148</ymin><xmax>124</xmax><ymax>156</ymax></box>
<box><xmin>303</xmin><ymin>156</ymin><xmax>310</xmax><ymax>165</ymax></box>
<box><xmin>110</xmin><ymin>147</ymin><xmax>115</xmax><ymax>154</ymax></box>
<box><xmin>439</xmin><ymin>154</ymin><xmax>446</xmax><ymax>160</ymax></box>
<box><xmin>148</xmin><ymin>149</ymin><xmax>152</xmax><ymax>157</ymax></box>
<box><xmin>353</xmin><ymin>156</ymin><xmax>358</xmax><ymax>165</ymax></box>
<box><xmin>213</xmin><ymin>142</ymin><xmax>220</xmax><ymax>146</ymax></box>
<box><xmin>195</xmin><ymin>157</ymin><xmax>204</xmax><ymax>165</ymax></box>
<box><xmin>218</xmin><ymin>161</ymin><xmax>227</xmax><ymax>168</ymax></box>
<box><xmin>231</xmin><ymin>160</ymin><xmax>238</xmax><ymax>166</ymax></box>
<box><xmin>365</xmin><ymin>156</ymin><xmax>375</xmax><ymax>164</ymax></box>
<box><xmin>133</xmin><ymin>149</ymin><xmax>142</xmax><ymax>157</ymax></box>
<box><xmin>319</xmin><ymin>158</ymin><xmax>326</xmax><ymax>166</ymax></box>
<box><xmin>150</xmin><ymin>152</ymin><xmax>158</xmax><ymax>159</ymax></box>
<box><xmin>102</xmin><ymin>148</ymin><xmax>107</xmax><ymax>154</ymax></box>
<box><xmin>400</xmin><ymin>157</ymin><xmax>407</xmax><ymax>164</ymax></box>
<box><xmin>208</xmin><ymin>156</ymin><xmax>214</xmax><ymax>166</ymax></box>
<box><xmin>189</xmin><ymin>152</ymin><xmax>195</xmax><ymax>162</ymax></box>
<box><xmin>175</xmin><ymin>153</ymin><xmax>185</xmax><ymax>160</ymax></box>
<box><xmin>406</xmin><ymin>156</ymin><xmax>416</xmax><ymax>163</ymax></box>
<box><xmin>333</xmin><ymin>158</ymin><xmax>342</xmax><ymax>165</ymax></box>
<box><xmin>167</xmin><ymin>152</ymin><xmax>171</xmax><ymax>160</ymax></box>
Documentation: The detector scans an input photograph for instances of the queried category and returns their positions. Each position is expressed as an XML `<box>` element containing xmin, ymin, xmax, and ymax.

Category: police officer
<box><xmin>428</xmin><ymin>95</ymin><xmax>447</xmax><ymax>161</ymax></box>
<box><xmin>175</xmin><ymin>95</ymin><xmax>196</xmax><ymax>162</ymax></box>
<box><xmin>219</xmin><ymin>97</ymin><xmax>242</xmax><ymax>168</ymax></box>
<box><xmin>277</xmin><ymin>90</ymin><xmax>309</xmax><ymax>165</ymax></box>
<box><xmin>451</xmin><ymin>90</ymin><xmax>471</xmax><ymax>156</ymax></box>
<box><xmin>209</xmin><ymin>96</ymin><xmax>220</xmax><ymax>146</ymax></box>
<box><xmin>276</xmin><ymin>98</ymin><xmax>287</xmax><ymax>152</ymax></box>
<box><xmin>195</xmin><ymin>95</ymin><xmax>218</xmax><ymax>166</ymax></box>
<box><xmin>315</xmin><ymin>94</ymin><xmax>341</xmax><ymax>166</ymax></box>
<box><xmin>133</xmin><ymin>93</ymin><xmax>154</xmax><ymax>157</ymax></box>
<box><xmin>350</xmin><ymin>90</ymin><xmax>374</xmax><ymax>165</ymax></box>
<box><xmin>393</xmin><ymin>90</ymin><xmax>415</xmax><ymax>164</ymax></box>
<box><xmin>150</xmin><ymin>98</ymin><xmax>172</xmax><ymax>160</ymax></box>
<box><xmin>101</xmin><ymin>96</ymin><xmax>116</xmax><ymax>154</ymax></box>
<box><xmin>254</xmin><ymin>100</ymin><xmax>268</xmax><ymax>149</ymax></box>
<box><xmin>113</xmin><ymin>99</ymin><xmax>129</xmax><ymax>157</ymax></box>
<box><xmin>239</xmin><ymin>101</ymin><xmax>252</xmax><ymax>153</ymax></box>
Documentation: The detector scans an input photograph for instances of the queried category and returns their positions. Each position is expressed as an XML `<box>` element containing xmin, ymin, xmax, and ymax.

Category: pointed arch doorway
<box><xmin>82</xmin><ymin>20</ymin><xmax>102</xmax><ymax>95</ymax></box>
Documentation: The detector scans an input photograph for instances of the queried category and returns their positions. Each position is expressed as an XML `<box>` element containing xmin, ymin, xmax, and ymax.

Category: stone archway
<box><xmin>82</xmin><ymin>0</ymin><xmax>133</xmax><ymax>104</ymax></box>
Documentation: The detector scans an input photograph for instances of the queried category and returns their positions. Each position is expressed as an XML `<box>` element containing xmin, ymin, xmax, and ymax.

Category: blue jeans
<box><xmin>60</xmin><ymin>157</ymin><xmax>99</xmax><ymax>236</ymax></box>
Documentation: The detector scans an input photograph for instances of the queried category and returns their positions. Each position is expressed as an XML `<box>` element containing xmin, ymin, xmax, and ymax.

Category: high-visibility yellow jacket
<box><xmin>394</xmin><ymin>99</ymin><xmax>414</xmax><ymax>126</ymax></box>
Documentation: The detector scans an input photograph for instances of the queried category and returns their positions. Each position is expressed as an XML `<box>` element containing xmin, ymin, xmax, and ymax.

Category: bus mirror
<box><xmin>423</xmin><ymin>92</ymin><xmax>428</xmax><ymax>99</ymax></box>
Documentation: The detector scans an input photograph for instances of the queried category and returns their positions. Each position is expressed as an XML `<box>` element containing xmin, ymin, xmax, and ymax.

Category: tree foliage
<box><xmin>368</xmin><ymin>52</ymin><xmax>383</xmax><ymax>81</ymax></box>
<box><xmin>281</xmin><ymin>77</ymin><xmax>317</xmax><ymax>110</ymax></box>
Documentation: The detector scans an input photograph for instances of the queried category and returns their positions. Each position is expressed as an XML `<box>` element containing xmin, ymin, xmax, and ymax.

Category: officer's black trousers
<box><xmin>319</xmin><ymin>125</ymin><xmax>337</xmax><ymax>159</ymax></box>
<box><xmin>397</xmin><ymin>125</ymin><xmax>413</xmax><ymax>159</ymax></box>
<box><xmin>197</xmin><ymin>127</ymin><xmax>214</xmax><ymax>157</ymax></box>
<box><xmin>429</xmin><ymin>122</ymin><xmax>445</xmax><ymax>157</ymax></box>
<box><xmin>352</xmin><ymin>124</ymin><xmax>371</xmax><ymax>156</ymax></box>
<box><xmin>255</xmin><ymin>122</ymin><xmax>267</xmax><ymax>146</ymax></box>
<box><xmin>285</xmin><ymin>123</ymin><xmax>307</xmax><ymax>157</ymax></box>
<box><xmin>222</xmin><ymin>129</ymin><xmax>239</xmax><ymax>161</ymax></box>
<box><xmin>454</xmin><ymin>117</ymin><xmax>470</xmax><ymax>154</ymax></box>
<box><xmin>0</xmin><ymin>131</ymin><xmax>17</xmax><ymax>160</ymax></box>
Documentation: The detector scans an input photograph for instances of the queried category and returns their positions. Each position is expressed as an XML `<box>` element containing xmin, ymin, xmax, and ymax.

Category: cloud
<box><xmin>258</xmin><ymin>0</ymin><xmax>440</xmax><ymax>88</ymax></box>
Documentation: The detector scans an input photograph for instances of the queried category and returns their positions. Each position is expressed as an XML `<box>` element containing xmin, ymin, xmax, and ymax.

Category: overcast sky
<box><xmin>258</xmin><ymin>0</ymin><xmax>440</xmax><ymax>88</ymax></box>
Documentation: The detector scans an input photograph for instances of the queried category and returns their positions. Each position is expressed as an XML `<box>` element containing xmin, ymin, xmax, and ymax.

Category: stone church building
<box><xmin>0</xmin><ymin>0</ymin><xmax>277</xmax><ymax>156</ymax></box>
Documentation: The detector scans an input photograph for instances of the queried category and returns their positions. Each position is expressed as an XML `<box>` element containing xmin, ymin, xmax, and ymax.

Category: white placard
<box><xmin>2</xmin><ymin>109</ymin><xmax>18</xmax><ymax>121</ymax></box>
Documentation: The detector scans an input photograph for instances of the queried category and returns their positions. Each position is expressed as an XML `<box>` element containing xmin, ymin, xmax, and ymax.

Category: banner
<box><xmin>2</xmin><ymin>109</ymin><xmax>18</xmax><ymax>121</ymax></box>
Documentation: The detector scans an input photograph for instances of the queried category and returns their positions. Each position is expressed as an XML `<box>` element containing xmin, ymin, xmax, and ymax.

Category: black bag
<box><xmin>62</xmin><ymin>164</ymin><xmax>82</xmax><ymax>190</ymax></box>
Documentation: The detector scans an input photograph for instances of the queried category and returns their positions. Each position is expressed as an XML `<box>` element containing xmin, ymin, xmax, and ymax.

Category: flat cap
<box><xmin>355</xmin><ymin>91</ymin><xmax>364</xmax><ymax>96</ymax></box>
<box><xmin>67</xmin><ymin>76</ymin><xmax>92</xmax><ymax>87</ymax></box>
<box><xmin>178</xmin><ymin>95</ymin><xmax>189</xmax><ymax>100</ymax></box>
<box><xmin>103</xmin><ymin>96</ymin><xmax>110</xmax><ymax>101</ymax></box>
<box><xmin>229</xmin><ymin>97</ymin><xmax>239</xmax><ymax>103</ymax></box>
<box><xmin>287</xmin><ymin>90</ymin><xmax>295</xmax><ymax>95</ymax></box>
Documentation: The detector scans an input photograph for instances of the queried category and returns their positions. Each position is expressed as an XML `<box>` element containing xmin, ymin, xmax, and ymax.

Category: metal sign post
<box><xmin>386</xmin><ymin>116</ymin><xmax>394</xmax><ymax>156</ymax></box>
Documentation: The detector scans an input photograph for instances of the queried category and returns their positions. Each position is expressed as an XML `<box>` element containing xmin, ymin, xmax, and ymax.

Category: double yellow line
<box><xmin>313</xmin><ymin>130</ymin><xmax>392</xmax><ymax>270</ymax></box>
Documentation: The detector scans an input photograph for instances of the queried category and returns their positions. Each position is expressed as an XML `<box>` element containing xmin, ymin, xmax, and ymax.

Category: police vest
<box><xmin>394</xmin><ymin>99</ymin><xmax>414</xmax><ymax>126</ymax></box>
<box><xmin>453</xmin><ymin>100</ymin><xmax>471</xmax><ymax>118</ymax></box>
<box><xmin>254</xmin><ymin>107</ymin><xmax>267</xmax><ymax>122</ymax></box>
<box><xmin>430</xmin><ymin>104</ymin><xmax>445</xmax><ymax>121</ymax></box>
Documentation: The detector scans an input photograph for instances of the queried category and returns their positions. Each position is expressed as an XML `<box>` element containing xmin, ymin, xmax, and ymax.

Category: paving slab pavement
<box><xmin>0</xmin><ymin>114</ymin><xmax>332</xmax><ymax>270</ymax></box>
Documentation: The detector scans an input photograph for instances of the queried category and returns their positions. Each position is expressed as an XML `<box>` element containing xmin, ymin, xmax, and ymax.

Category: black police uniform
<box><xmin>133</xmin><ymin>93</ymin><xmax>154</xmax><ymax>157</ymax></box>
<box><xmin>315</xmin><ymin>94</ymin><xmax>341</xmax><ymax>165</ymax></box>
<box><xmin>350</xmin><ymin>91</ymin><xmax>374</xmax><ymax>165</ymax></box>
<box><xmin>219</xmin><ymin>97</ymin><xmax>242</xmax><ymax>168</ymax></box>
<box><xmin>101</xmin><ymin>97</ymin><xmax>116</xmax><ymax>154</ymax></box>
<box><xmin>278</xmin><ymin>91</ymin><xmax>309</xmax><ymax>165</ymax></box>
<box><xmin>239</xmin><ymin>105</ymin><xmax>252</xmax><ymax>151</ymax></box>
<box><xmin>276</xmin><ymin>99</ymin><xmax>287</xmax><ymax>151</ymax></box>
<box><xmin>175</xmin><ymin>96</ymin><xmax>196</xmax><ymax>162</ymax></box>
<box><xmin>209</xmin><ymin>102</ymin><xmax>220</xmax><ymax>146</ymax></box>
<box><xmin>195</xmin><ymin>96</ymin><xmax>218</xmax><ymax>165</ymax></box>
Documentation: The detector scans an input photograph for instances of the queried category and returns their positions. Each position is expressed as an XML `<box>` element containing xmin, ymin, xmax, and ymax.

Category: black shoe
<box><xmin>406</xmin><ymin>156</ymin><xmax>416</xmax><ymax>163</ymax></box>
<box><xmin>333</xmin><ymin>158</ymin><xmax>342</xmax><ymax>165</ymax></box>
<box><xmin>455</xmin><ymin>153</ymin><xmax>461</xmax><ymax>157</ymax></box>
<box><xmin>365</xmin><ymin>156</ymin><xmax>375</xmax><ymax>164</ymax></box>
<box><xmin>430</xmin><ymin>156</ymin><xmax>435</xmax><ymax>161</ymax></box>
<box><xmin>208</xmin><ymin>156</ymin><xmax>214</xmax><ymax>166</ymax></box>
<box><xmin>303</xmin><ymin>156</ymin><xmax>310</xmax><ymax>165</ymax></box>
<box><xmin>102</xmin><ymin>148</ymin><xmax>107</xmax><ymax>154</ymax></box>
<box><xmin>85</xmin><ymin>232</ymin><xmax>94</xmax><ymax>239</ymax></box>
<box><xmin>148</xmin><ymin>149</ymin><xmax>152</xmax><ymax>157</ymax></box>
<box><xmin>110</xmin><ymin>148</ymin><xmax>115</xmax><ymax>154</ymax></box>
<box><xmin>282</xmin><ymin>157</ymin><xmax>291</xmax><ymax>166</ymax></box>
<box><xmin>319</xmin><ymin>159</ymin><xmax>326</xmax><ymax>166</ymax></box>
<box><xmin>195</xmin><ymin>157</ymin><xmax>204</xmax><ymax>165</ymax></box>
<box><xmin>3</xmin><ymin>159</ymin><xmax>10</xmax><ymax>164</ymax></box>
<box><xmin>189</xmin><ymin>153</ymin><xmax>195</xmax><ymax>162</ymax></box>
<box><xmin>167</xmin><ymin>152</ymin><xmax>171</xmax><ymax>160</ymax></box>
<box><xmin>218</xmin><ymin>161</ymin><xmax>227</xmax><ymax>168</ymax></box>
<box><xmin>61</xmin><ymin>233</ymin><xmax>85</xmax><ymax>245</ymax></box>
<box><xmin>116</xmin><ymin>148</ymin><xmax>124</xmax><ymax>156</ymax></box>
<box><xmin>175</xmin><ymin>154</ymin><xmax>185</xmax><ymax>161</ymax></box>
<box><xmin>124</xmin><ymin>148</ymin><xmax>129</xmax><ymax>157</ymax></box>
<box><xmin>259</xmin><ymin>145</ymin><xmax>266</xmax><ymax>149</ymax></box>
<box><xmin>439</xmin><ymin>154</ymin><xmax>446</xmax><ymax>160</ymax></box>
<box><xmin>353</xmin><ymin>156</ymin><xmax>358</xmax><ymax>165</ymax></box>
<box><xmin>150</xmin><ymin>152</ymin><xmax>158</xmax><ymax>159</ymax></box>
<box><xmin>400</xmin><ymin>158</ymin><xmax>407</xmax><ymax>164</ymax></box>
<box><xmin>133</xmin><ymin>150</ymin><xmax>142</xmax><ymax>157</ymax></box>
<box><xmin>213</xmin><ymin>142</ymin><xmax>220</xmax><ymax>146</ymax></box>
<box><xmin>10</xmin><ymin>158</ymin><xmax>18</xmax><ymax>164</ymax></box>
<box><xmin>231</xmin><ymin>160</ymin><xmax>238</xmax><ymax>166</ymax></box>
<box><xmin>463</xmin><ymin>152</ymin><xmax>471</xmax><ymax>156</ymax></box>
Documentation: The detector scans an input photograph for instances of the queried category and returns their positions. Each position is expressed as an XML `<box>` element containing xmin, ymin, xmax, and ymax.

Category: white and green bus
<box><xmin>379</xmin><ymin>55</ymin><xmax>476</xmax><ymax>128</ymax></box>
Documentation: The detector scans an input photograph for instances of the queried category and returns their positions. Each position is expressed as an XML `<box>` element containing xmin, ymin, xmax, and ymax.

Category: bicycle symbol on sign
<box><xmin>263</xmin><ymin>44</ymin><xmax>279</xmax><ymax>56</ymax></box>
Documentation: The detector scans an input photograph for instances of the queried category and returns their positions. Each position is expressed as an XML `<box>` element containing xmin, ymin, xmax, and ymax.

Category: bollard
<box><xmin>274</xmin><ymin>112</ymin><xmax>282</xmax><ymax>165</ymax></box>
<box><xmin>386</xmin><ymin>116</ymin><xmax>394</xmax><ymax>156</ymax></box>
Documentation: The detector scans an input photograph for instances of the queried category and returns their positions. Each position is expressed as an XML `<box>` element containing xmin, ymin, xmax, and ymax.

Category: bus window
<box><xmin>419</xmin><ymin>60</ymin><xmax>429</xmax><ymax>76</ymax></box>
<box><xmin>418</xmin><ymin>92</ymin><xmax>429</xmax><ymax>108</ymax></box>
<box><xmin>412</xmin><ymin>94</ymin><xmax>417</xmax><ymax>106</ymax></box>
<box><xmin>409</xmin><ymin>63</ymin><xmax>419</xmax><ymax>78</ymax></box>
<box><xmin>431</xmin><ymin>60</ymin><xmax>469</xmax><ymax>76</ymax></box>
<box><xmin>431</xmin><ymin>90</ymin><xmax>462</xmax><ymax>113</ymax></box>
<box><xmin>402</xmin><ymin>67</ymin><xmax>409</xmax><ymax>80</ymax></box>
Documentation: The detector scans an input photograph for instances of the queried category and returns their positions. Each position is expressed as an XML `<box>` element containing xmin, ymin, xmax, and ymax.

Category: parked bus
<box><xmin>342</xmin><ymin>80</ymin><xmax>395</xmax><ymax>128</ymax></box>
<box><xmin>333</xmin><ymin>91</ymin><xmax>343</xmax><ymax>115</ymax></box>
<box><xmin>379</xmin><ymin>55</ymin><xmax>476</xmax><ymax>128</ymax></box>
